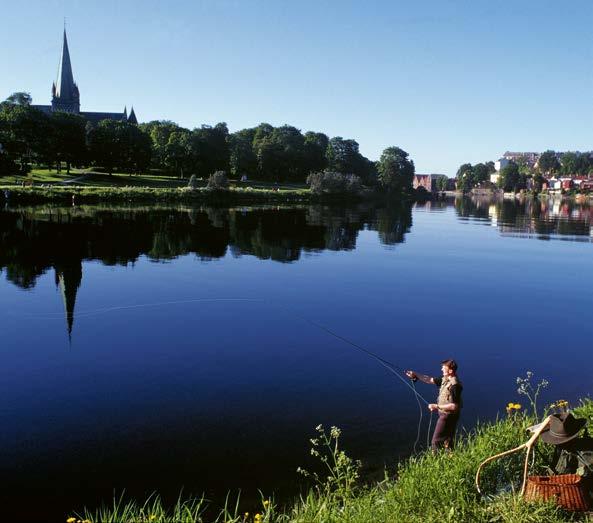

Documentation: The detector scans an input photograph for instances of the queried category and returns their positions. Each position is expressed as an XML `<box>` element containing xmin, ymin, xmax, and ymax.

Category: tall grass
<box><xmin>70</xmin><ymin>398</ymin><xmax>593</xmax><ymax>523</ymax></box>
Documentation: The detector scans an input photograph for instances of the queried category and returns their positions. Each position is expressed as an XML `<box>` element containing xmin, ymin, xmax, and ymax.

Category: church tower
<box><xmin>51</xmin><ymin>29</ymin><xmax>80</xmax><ymax>113</ymax></box>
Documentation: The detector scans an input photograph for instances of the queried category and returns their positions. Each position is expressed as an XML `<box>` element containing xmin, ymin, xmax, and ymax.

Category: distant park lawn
<box><xmin>3</xmin><ymin>167</ymin><xmax>308</xmax><ymax>191</ymax></box>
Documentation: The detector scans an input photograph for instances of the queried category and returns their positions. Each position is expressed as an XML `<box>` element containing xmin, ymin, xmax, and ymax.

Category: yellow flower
<box><xmin>244</xmin><ymin>513</ymin><xmax>249</xmax><ymax>518</ymax></box>
<box><xmin>263</xmin><ymin>500</ymin><xmax>270</xmax><ymax>507</ymax></box>
<box><xmin>513</xmin><ymin>403</ymin><xmax>521</xmax><ymax>409</ymax></box>
<box><xmin>149</xmin><ymin>516</ymin><xmax>157</xmax><ymax>521</ymax></box>
<box><xmin>66</xmin><ymin>518</ymin><xmax>76</xmax><ymax>523</ymax></box>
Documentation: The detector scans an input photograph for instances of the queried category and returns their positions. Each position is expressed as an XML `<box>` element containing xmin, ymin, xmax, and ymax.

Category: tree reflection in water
<box><xmin>0</xmin><ymin>203</ymin><xmax>413</xmax><ymax>336</ymax></box>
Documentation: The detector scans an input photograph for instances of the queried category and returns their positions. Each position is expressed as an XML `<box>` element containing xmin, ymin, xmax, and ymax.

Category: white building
<box><xmin>494</xmin><ymin>158</ymin><xmax>511</xmax><ymax>172</ymax></box>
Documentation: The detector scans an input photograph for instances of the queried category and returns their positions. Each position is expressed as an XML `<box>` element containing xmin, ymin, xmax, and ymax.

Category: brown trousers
<box><xmin>432</xmin><ymin>411</ymin><xmax>460</xmax><ymax>450</ymax></box>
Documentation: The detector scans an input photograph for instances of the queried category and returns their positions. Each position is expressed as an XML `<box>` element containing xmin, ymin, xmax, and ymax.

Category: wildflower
<box><xmin>263</xmin><ymin>499</ymin><xmax>270</xmax><ymax>507</ymax></box>
<box><xmin>149</xmin><ymin>516</ymin><xmax>157</xmax><ymax>521</ymax></box>
<box><xmin>66</xmin><ymin>518</ymin><xmax>76</xmax><ymax>523</ymax></box>
<box><xmin>506</xmin><ymin>402</ymin><xmax>521</xmax><ymax>414</ymax></box>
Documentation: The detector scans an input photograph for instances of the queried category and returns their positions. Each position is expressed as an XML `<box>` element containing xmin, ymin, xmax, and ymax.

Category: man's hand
<box><xmin>428</xmin><ymin>403</ymin><xmax>439</xmax><ymax>412</ymax></box>
<box><xmin>405</xmin><ymin>370</ymin><xmax>416</xmax><ymax>380</ymax></box>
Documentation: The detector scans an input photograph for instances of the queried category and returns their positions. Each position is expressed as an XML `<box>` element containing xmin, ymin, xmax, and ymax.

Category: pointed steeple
<box><xmin>128</xmin><ymin>106</ymin><xmax>138</xmax><ymax>124</ymax></box>
<box><xmin>52</xmin><ymin>29</ymin><xmax>80</xmax><ymax>113</ymax></box>
<box><xmin>123</xmin><ymin>106</ymin><xmax>128</xmax><ymax>118</ymax></box>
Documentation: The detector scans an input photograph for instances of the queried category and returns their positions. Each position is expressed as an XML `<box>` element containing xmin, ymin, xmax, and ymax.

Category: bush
<box><xmin>207</xmin><ymin>170</ymin><xmax>229</xmax><ymax>190</ymax></box>
<box><xmin>187</xmin><ymin>174</ymin><xmax>199</xmax><ymax>190</ymax></box>
<box><xmin>306</xmin><ymin>171</ymin><xmax>362</xmax><ymax>196</ymax></box>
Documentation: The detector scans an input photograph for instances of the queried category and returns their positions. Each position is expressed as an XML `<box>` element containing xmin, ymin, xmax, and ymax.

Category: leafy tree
<box><xmin>497</xmin><ymin>162</ymin><xmax>524</xmax><ymax>192</ymax></box>
<box><xmin>377</xmin><ymin>146</ymin><xmax>415</xmax><ymax>193</ymax></box>
<box><xmin>140</xmin><ymin>120</ymin><xmax>182</xmax><ymax>170</ymax></box>
<box><xmin>164</xmin><ymin>130</ymin><xmax>191</xmax><ymax>177</ymax></box>
<box><xmin>88</xmin><ymin>120</ymin><xmax>151</xmax><ymax>174</ymax></box>
<box><xmin>303</xmin><ymin>132</ymin><xmax>329</xmax><ymax>174</ymax></box>
<box><xmin>538</xmin><ymin>150</ymin><xmax>560</xmax><ymax>175</ymax></box>
<box><xmin>254</xmin><ymin>125</ymin><xmax>305</xmax><ymax>181</ymax></box>
<box><xmin>326</xmin><ymin>137</ymin><xmax>361</xmax><ymax>175</ymax></box>
<box><xmin>435</xmin><ymin>175</ymin><xmax>449</xmax><ymax>191</ymax></box>
<box><xmin>5</xmin><ymin>92</ymin><xmax>32</xmax><ymax>106</ymax></box>
<box><xmin>561</xmin><ymin>152</ymin><xmax>579</xmax><ymax>176</ymax></box>
<box><xmin>472</xmin><ymin>163</ymin><xmax>491</xmax><ymax>185</ymax></box>
<box><xmin>229</xmin><ymin>128</ymin><xmax>257</xmax><ymax>179</ymax></box>
<box><xmin>455</xmin><ymin>163</ymin><xmax>474</xmax><ymax>192</ymax></box>
<box><xmin>0</xmin><ymin>98</ymin><xmax>50</xmax><ymax>172</ymax></box>
<box><xmin>190</xmin><ymin>123</ymin><xmax>230</xmax><ymax>176</ymax></box>
<box><xmin>49</xmin><ymin>112</ymin><xmax>87</xmax><ymax>173</ymax></box>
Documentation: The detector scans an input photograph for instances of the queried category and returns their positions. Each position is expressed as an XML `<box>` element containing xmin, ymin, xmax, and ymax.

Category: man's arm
<box><xmin>405</xmin><ymin>370</ymin><xmax>437</xmax><ymax>385</ymax></box>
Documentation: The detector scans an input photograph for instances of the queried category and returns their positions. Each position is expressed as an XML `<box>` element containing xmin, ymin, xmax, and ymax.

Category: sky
<box><xmin>1</xmin><ymin>0</ymin><xmax>592</xmax><ymax>177</ymax></box>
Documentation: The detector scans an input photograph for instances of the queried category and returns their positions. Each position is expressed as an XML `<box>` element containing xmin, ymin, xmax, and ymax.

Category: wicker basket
<box><xmin>524</xmin><ymin>474</ymin><xmax>592</xmax><ymax>512</ymax></box>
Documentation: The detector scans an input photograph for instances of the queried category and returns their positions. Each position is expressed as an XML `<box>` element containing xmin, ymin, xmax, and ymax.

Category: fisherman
<box><xmin>405</xmin><ymin>359</ymin><xmax>463</xmax><ymax>450</ymax></box>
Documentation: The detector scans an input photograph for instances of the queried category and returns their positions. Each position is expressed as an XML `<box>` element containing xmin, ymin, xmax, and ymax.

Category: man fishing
<box><xmin>405</xmin><ymin>359</ymin><xmax>462</xmax><ymax>450</ymax></box>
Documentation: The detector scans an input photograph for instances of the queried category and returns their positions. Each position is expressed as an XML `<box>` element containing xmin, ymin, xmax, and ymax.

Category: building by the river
<box><xmin>32</xmin><ymin>29</ymin><xmax>138</xmax><ymax>125</ymax></box>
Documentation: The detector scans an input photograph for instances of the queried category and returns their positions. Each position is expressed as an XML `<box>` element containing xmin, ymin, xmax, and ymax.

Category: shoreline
<box><xmin>70</xmin><ymin>398</ymin><xmax>593</xmax><ymax>523</ymax></box>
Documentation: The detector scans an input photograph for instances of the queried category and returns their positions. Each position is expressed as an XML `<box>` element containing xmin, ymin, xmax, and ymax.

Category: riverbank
<box><xmin>0</xmin><ymin>185</ymin><xmax>313</xmax><ymax>205</ymax></box>
<box><xmin>70</xmin><ymin>399</ymin><xmax>593</xmax><ymax>523</ymax></box>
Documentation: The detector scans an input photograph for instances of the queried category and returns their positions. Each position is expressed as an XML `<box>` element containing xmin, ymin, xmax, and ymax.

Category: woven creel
<box><xmin>524</xmin><ymin>474</ymin><xmax>591</xmax><ymax>512</ymax></box>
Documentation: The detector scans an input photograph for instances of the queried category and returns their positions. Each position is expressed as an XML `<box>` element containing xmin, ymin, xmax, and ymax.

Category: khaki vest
<box><xmin>437</xmin><ymin>376</ymin><xmax>462</xmax><ymax>408</ymax></box>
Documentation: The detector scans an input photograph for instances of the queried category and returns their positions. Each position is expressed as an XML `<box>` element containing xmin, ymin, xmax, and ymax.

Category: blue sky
<box><xmin>2</xmin><ymin>0</ymin><xmax>591</xmax><ymax>176</ymax></box>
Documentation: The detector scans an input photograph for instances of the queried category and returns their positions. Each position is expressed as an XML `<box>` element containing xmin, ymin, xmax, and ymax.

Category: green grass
<box><xmin>1</xmin><ymin>167</ymin><xmax>309</xmax><ymax>190</ymax></box>
<box><xmin>0</xmin><ymin>185</ymin><xmax>312</xmax><ymax>205</ymax></box>
<box><xmin>68</xmin><ymin>399</ymin><xmax>593</xmax><ymax>523</ymax></box>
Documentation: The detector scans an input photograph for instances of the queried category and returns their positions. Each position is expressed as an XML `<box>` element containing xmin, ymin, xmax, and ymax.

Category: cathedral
<box><xmin>33</xmin><ymin>29</ymin><xmax>138</xmax><ymax>125</ymax></box>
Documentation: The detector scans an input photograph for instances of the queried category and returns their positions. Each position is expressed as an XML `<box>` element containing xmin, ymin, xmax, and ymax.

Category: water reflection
<box><xmin>0</xmin><ymin>203</ymin><xmax>413</xmax><ymax>337</ymax></box>
<box><xmin>453</xmin><ymin>196</ymin><xmax>593</xmax><ymax>241</ymax></box>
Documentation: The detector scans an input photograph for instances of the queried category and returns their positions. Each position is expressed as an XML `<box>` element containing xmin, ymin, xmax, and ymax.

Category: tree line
<box><xmin>456</xmin><ymin>151</ymin><xmax>593</xmax><ymax>193</ymax></box>
<box><xmin>0</xmin><ymin>92</ymin><xmax>416</xmax><ymax>194</ymax></box>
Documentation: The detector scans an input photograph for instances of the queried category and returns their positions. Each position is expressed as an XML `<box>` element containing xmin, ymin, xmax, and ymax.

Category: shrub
<box><xmin>306</xmin><ymin>171</ymin><xmax>362</xmax><ymax>196</ymax></box>
<box><xmin>187</xmin><ymin>174</ymin><xmax>199</xmax><ymax>190</ymax></box>
<box><xmin>207</xmin><ymin>170</ymin><xmax>229</xmax><ymax>190</ymax></box>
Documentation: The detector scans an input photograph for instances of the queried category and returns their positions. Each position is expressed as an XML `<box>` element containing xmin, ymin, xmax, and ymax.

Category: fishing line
<box><xmin>17</xmin><ymin>296</ymin><xmax>435</xmax><ymax>448</ymax></box>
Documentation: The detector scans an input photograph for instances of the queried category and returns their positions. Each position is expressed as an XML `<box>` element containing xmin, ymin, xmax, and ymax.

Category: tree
<box><xmin>229</xmin><ymin>128</ymin><xmax>257</xmax><ymax>179</ymax></box>
<box><xmin>190</xmin><ymin>123</ymin><xmax>230</xmax><ymax>176</ymax></box>
<box><xmin>497</xmin><ymin>162</ymin><xmax>524</xmax><ymax>192</ymax></box>
<box><xmin>377</xmin><ymin>147</ymin><xmax>415</xmax><ymax>193</ymax></box>
<box><xmin>164</xmin><ymin>130</ymin><xmax>191</xmax><ymax>177</ymax></box>
<box><xmin>0</xmin><ymin>98</ymin><xmax>51</xmax><ymax>172</ymax></box>
<box><xmin>538</xmin><ymin>150</ymin><xmax>560</xmax><ymax>175</ymax></box>
<box><xmin>5</xmin><ymin>92</ymin><xmax>32</xmax><ymax>106</ymax></box>
<box><xmin>139</xmin><ymin>120</ymin><xmax>182</xmax><ymax>170</ymax></box>
<box><xmin>302</xmin><ymin>132</ymin><xmax>329</xmax><ymax>175</ymax></box>
<box><xmin>49</xmin><ymin>112</ymin><xmax>87</xmax><ymax>173</ymax></box>
<box><xmin>326</xmin><ymin>137</ymin><xmax>361</xmax><ymax>175</ymax></box>
<box><xmin>561</xmin><ymin>152</ymin><xmax>578</xmax><ymax>176</ymax></box>
<box><xmin>455</xmin><ymin>163</ymin><xmax>474</xmax><ymax>192</ymax></box>
<box><xmin>87</xmin><ymin>120</ymin><xmax>151</xmax><ymax>174</ymax></box>
<box><xmin>472</xmin><ymin>163</ymin><xmax>491</xmax><ymax>185</ymax></box>
<box><xmin>254</xmin><ymin>125</ymin><xmax>305</xmax><ymax>181</ymax></box>
<box><xmin>436</xmin><ymin>175</ymin><xmax>449</xmax><ymax>191</ymax></box>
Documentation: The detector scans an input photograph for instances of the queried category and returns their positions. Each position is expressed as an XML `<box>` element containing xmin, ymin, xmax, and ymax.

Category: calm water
<box><xmin>1</xmin><ymin>197</ymin><xmax>592</xmax><ymax>521</ymax></box>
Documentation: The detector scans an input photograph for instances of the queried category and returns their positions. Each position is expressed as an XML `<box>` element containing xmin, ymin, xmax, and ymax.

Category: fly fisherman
<box><xmin>405</xmin><ymin>359</ymin><xmax>463</xmax><ymax>450</ymax></box>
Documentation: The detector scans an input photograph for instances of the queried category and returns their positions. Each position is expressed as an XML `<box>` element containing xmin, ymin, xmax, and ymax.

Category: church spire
<box><xmin>52</xmin><ymin>29</ymin><xmax>80</xmax><ymax>113</ymax></box>
<box><xmin>128</xmin><ymin>106</ymin><xmax>138</xmax><ymax>124</ymax></box>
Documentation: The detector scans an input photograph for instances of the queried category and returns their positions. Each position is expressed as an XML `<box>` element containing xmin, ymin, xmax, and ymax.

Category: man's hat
<box><xmin>540</xmin><ymin>412</ymin><xmax>587</xmax><ymax>445</ymax></box>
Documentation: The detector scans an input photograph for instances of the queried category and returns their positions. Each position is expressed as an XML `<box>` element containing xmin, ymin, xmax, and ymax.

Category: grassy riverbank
<box><xmin>0</xmin><ymin>185</ymin><xmax>313</xmax><ymax>205</ymax></box>
<box><xmin>69</xmin><ymin>399</ymin><xmax>593</xmax><ymax>523</ymax></box>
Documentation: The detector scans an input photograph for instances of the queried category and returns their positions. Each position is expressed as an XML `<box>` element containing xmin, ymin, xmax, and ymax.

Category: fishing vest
<box><xmin>437</xmin><ymin>376</ymin><xmax>463</xmax><ymax>408</ymax></box>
